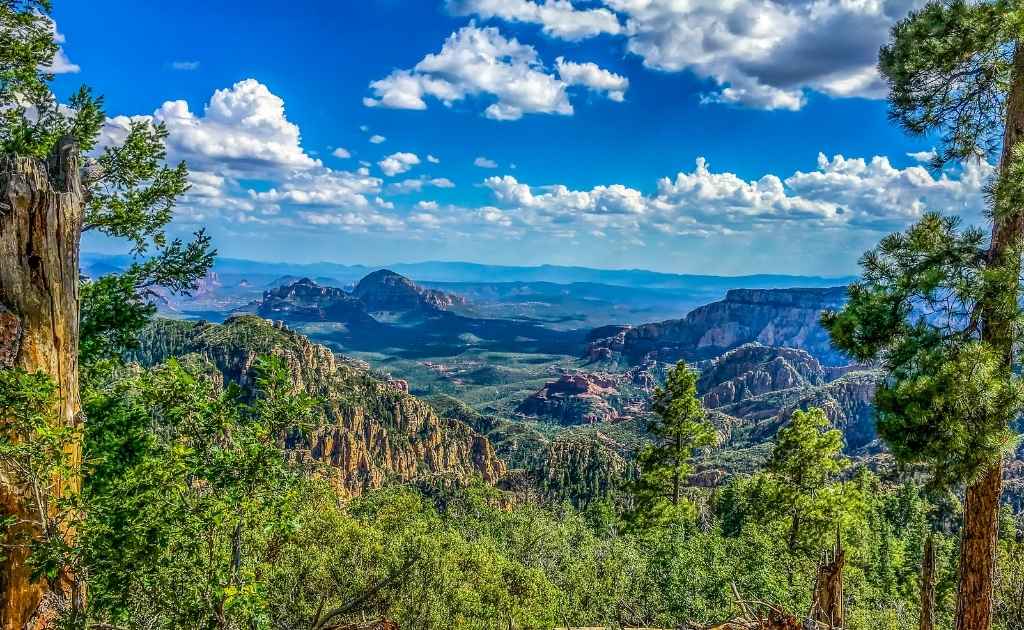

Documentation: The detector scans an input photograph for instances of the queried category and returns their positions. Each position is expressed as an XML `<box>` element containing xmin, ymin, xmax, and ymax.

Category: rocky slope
<box><xmin>696</xmin><ymin>343</ymin><xmax>826</xmax><ymax>408</ymax></box>
<box><xmin>353</xmin><ymin>269</ymin><xmax>465</xmax><ymax>316</ymax></box>
<box><xmin>133</xmin><ymin>315</ymin><xmax>505</xmax><ymax>495</ymax></box>
<box><xmin>516</xmin><ymin>372</ymin><xmax>623</xmax><ymax>424</ymax></box>
<box><xmin>586</xmin><ymin>286</ymin><xmax>850</xmax><ymax>365</ymax></box>
<box><xmin>256</xmin><ymin>277</ymin><xmax>378</xmax><ymax>326</ymax></box>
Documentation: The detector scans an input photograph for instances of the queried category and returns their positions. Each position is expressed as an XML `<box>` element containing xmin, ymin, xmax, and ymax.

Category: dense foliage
<box><xmin>631</xmin><ymin>362</ymin><xmax>714</xmax><ymax>526</ymax></box>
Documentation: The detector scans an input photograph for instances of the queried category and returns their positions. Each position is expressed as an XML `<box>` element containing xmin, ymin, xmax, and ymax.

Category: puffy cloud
<box><xmin>908</xmin><ymin>149</ymin><xmax>937</xmax><ymax>163</ymax></box>
<box><xmin>783</xmin><ymin>153</ymin><xmax>991</xmax><ymax>229</ymax></box>
<box><xmin>249</xmin><ymin>169</ymin><xmax>381</xmax><ymax>208</ymax></box>
<box><xmin>474</xmin><ymin>153</ymin><xmax>989</xmax><ymax>238</ymax></box>
<box><xmin>369</xmin><ymin>134</ymin><xmax>386</xmax><ymax>144</ymax></box>
<box><xmin>387</xmin><ymin>177</ymin><xmax>456</xmax><ymax>194</ymax></box>
<box><xmin>445</xmin><ymin>0</ymin><xmax>622</xmax><ymax>40</ymax></box>
<box><xmin>298</xmin><ymin>210</ymin><xmax>404</xmax><ymax>232</ymax></box>
<box><xmin>43</xmin><ymin>21</ymin><xmax>79</xmax><ymax>74</ymax></box>
<box><xmin>364</xmin><ymin>25</ymin><xmax>624</xmax><ymax>120</ymax></box>
<box><xmin>475</xmin><ymin>156</ymin><xmax>498</xmax><ymax>168</ymax></box>
<box><xmin>410</xmin><ymin>212</ymin><xmax>444</xmax><ymax>227</ymax></box>
<box><xmin>97</xmin><ymin>80</ymin><xmax>404</xmax><ymax>236</ymax></box>
<box><xmin>332</xmin><ymin>147</ymin><xmax>352</xmax><ymax>159</ymax></box>
<box><xmin>555</xmin><ymin>57</ymin><xmax>628</xmax><ymax>102</ymax></box>
<box><xmin>106</xmin><ymin>79</ymin><xmax>320</xmax><ymax>175</ymax></box>
<box><xmin>452</xmin><ymin>0</ymin><xmax>916</xmax><ymax>110</ymax></box>
<box><xmin>379</xmin><ymin>152</ymin><xmax>421</xmax><ymax>177</ymax></box>
<box><xmin>603</xmin><ymin>0</ymin><xmax>911</xmax><ymax>110</ymax></box>
<box><xmin>171</xmin><ymin>60</ymin><xmax>200</xmax><ymax>71</ymax></box>
<box><xmin>427</xmin><ymin>154</ymin><xmax>441</xmax><ymax>164</ymax></box>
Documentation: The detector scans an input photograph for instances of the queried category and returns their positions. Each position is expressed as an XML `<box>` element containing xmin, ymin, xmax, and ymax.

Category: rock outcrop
<box><xmin>352</xmin><ymin>269</ymin><xmax>464</xmax><ymax>316</ymax></box>
<box><xmin>517</xmin><ymin>372</ymin><xmax>624</xmax><ymax>425</ymax></box>
<box><xmin>718</xmin><ymin>370</ymin><xmax>881</xmax><ymax>451</ymax></box>
<box><xmin>586</xmin><ymin>286</ymin><xmax>850</xmax><ymax>365</ymax></box>
<box><xmin>697</xmin><ymin>343</ymin><xmax>826</xmax><ymax>408</ymax></box>
<box><xmin>134</xmin><ymin>315</ymin><xmax>505</xmax><ymax>495</ymax></box>
<box><xmin>256</xmin><ymin>277</ymin><xmax>377</xmax><ymax>325</ymax></box>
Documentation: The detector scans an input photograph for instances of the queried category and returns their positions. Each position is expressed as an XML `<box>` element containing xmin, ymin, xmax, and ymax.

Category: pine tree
<box><xmin>630</xmin><ymin>362</ymin><xmax>715</xmax><ymax>526</ymax></box>
<box><xmin>0</xmin><ymin>1</ymin><xmax>213</xmax><ymax>624</ymax></box>
<box><xmin>823</xmin><ymin>2</ymin><xmax>1024</xmax><ymax>625</ymax></box>
<box><xmin>766</xmin><ymin>407</ymin><xmax>847</xmax><ymax>563</ymax></box>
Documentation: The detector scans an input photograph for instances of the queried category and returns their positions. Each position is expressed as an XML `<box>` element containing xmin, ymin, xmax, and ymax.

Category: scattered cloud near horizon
<box><xmin>92</xmin><ymin>78</ymin><xmax>989</xmax><ymax>274</ymax></box>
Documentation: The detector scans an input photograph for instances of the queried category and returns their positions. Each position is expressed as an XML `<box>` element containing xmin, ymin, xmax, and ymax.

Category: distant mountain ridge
<box><xmin>249</xmin><ymin>273</ymin><xmax>587</xmax><ymax>357</ymax></box>
<box><xmin>586</xmin><ymin>286</ymin><xmax>850</xmax><ymax>365</ymax></box>
<box><xmin>254</xmin><ymin>272</ymin><xmax>463</xmax><ymax>326</ymax></box>
<box><xmin>82</xmin><ymin>252</ymin><xmax>853</xmax><ymax>290</ymax></box>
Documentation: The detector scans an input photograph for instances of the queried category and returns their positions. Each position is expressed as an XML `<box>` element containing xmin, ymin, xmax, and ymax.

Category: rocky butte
<box><xmin>586</xmin><ymin>286</ymin><xmax>850</xmax><ymax>365</ymax></box>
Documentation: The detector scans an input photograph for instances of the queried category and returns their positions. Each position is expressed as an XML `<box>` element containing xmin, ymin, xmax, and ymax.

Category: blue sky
<box><xmin>52</xmin><ymin>0</ymin><xmax>991</xmax><ymax>275</ymax></box>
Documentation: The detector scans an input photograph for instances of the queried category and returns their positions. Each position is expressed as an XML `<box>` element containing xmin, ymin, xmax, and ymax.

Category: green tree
<box><xmin>765</xmin><ymin>408</ymin><xmax>848</xmax><ymax>563</ymax></box>
<box><xmin>631</xmin><ymin>362</ymin><xmax>715</xmax><ymax>526</ymax></box>
<box><xmin>823</xmin><ymin>2</ymin><xmax>1024</xmax><ymax>626</ymax></box>
<box><xmin>0</xmin><ymin>0</ymin><xmax>213</xmax><ymax>622</ymax></box>
<box><xmin>80</xmin><ymin>355</ymin><xmax>314</xmax><ymax>628</ymax></box>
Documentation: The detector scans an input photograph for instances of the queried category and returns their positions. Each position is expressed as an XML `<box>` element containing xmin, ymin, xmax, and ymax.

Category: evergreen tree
<box><xmin>0</xmin><ymin>0</ymin><xmax>213</xmax><ymax>623</ymax></box>
<box><xmin>631</xmin><ymin>362</ymin><xmax>715</xmax><ymax>525</ymax></box>
<box><xmin>765</xmin><ymin>408</ymin><xmax>848</xmax><ymax>563</ymax></box>
<box><xmin>823</xmin><ymin>2</ymin><xmax>1024</xmax><ymax>626</ymax></box>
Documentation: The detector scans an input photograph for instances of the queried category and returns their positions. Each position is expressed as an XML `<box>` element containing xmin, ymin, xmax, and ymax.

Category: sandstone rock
<box><xmin>517</xmin><ymin>371</ymin><xmax>624</xmax><ymax>425</ymax></box>
<box><xmin>586</xmin><ymin>286</ymin><xmax>850</xmax><ymax>365</ymax></box>
<box><xmin>697</xmin><ymin>343</ymin><xmax>826</xmax><ymax>408</ymax></box>
<box><xmin>133</xmin><ymin>316</ymin><xmax>505</xmax><ymax>496</ymax></box>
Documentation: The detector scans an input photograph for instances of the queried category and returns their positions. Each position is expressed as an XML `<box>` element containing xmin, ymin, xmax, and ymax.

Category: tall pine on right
<box><xmin>824</xmin><ymin>2</ymin><xmax>1024</xmax><ymax>627</ymax></box>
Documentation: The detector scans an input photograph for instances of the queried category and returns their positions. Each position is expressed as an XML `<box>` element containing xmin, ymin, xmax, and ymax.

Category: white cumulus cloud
<box><xmin>379</xmin><ymin>152</ymin><xmax>421</xmax><ymax>177</ymax></box>
<box><xmin>445</xmin><ymin>0</ymin><xmax>622</xmax><ymax>40</ymax></box>
<box><xmin>453</xmin><ymin>0</ymin><xmax>917</xmax><ymax>111</ymax></box>
<box><xmin>555</xmin><ymin>57</ymin><xmax>628</xmax><ymax>102</ymax></box>
<box><xmin>364</xmin><ymin>25</ymin><xmax>625</xmax><ymax>120</ymax></box>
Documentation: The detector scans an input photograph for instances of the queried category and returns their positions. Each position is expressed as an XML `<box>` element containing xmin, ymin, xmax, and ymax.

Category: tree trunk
<box><xmin>920</xmin><ymin>532</ymin><xmax>936</xmax><ymax>630</ymax></box>
<box><xmin>957</xmin><ymin>38</ymin><xmax>1024</xmax><ymax>630</ymax></box>
<box><xmin>955</xmin><ymin>462</ymin><xmax>1003</xmax><ymax>630</ymax></box>
<box><xmin>672</xmin><ymin>434</ymin><xmax>681</xmax><ymax>506</ymax></box>
<box><xmin>0</xmin><ymin>140</ymin><xmax>84</xmax><ymax>630</ymax></box>
<box><xmin>812</xmin><ymin>528</ymin><xmax>844</xmax><ymax>628</ymax></box>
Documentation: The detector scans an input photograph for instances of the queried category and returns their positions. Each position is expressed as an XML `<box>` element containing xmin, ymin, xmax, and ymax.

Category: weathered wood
<box><xmin>0</xmin><ymin>138</ymin><xmax>84</xmax><ymax>630</ymax></box>
<box><xmin>811</xmin><ymin>529</ymin><xmax>844</xmax><ymax>628</ymax></box>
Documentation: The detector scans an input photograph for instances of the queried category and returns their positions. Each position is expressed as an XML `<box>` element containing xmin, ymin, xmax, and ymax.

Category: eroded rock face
<box><xmin>134</xmin><ymin>315</ymin><xmax>505</xmax><ymax>495</ymax></box>
<box><xmin>719</xmin><ymin>370</ymin><xmax>881</xmax><ymax>451</ymax></box>
<box><xmin>697</xmin><ymin>343</ymin><xmax>826</xmax><ymax>408</ymax></box>
<box><xmin>517</xmin><ymin>372</ymin><xmax>625</xmax><ymax>425</ymax></box>
<box><xmin>586</xmin><ymin>286</ymin><xmax>849</xmax><ymax>365</ymax></box>
<box><xmin>256</xmin><ymin>278</ymin><xmax>376</xmax><ymax>325</ymax></box>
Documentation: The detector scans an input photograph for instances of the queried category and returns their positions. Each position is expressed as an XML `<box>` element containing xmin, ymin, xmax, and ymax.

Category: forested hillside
<box><xmin>6</xmin><ymin>1</ymin><xmax>1024</xmax><ymax>629</ymax></box>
